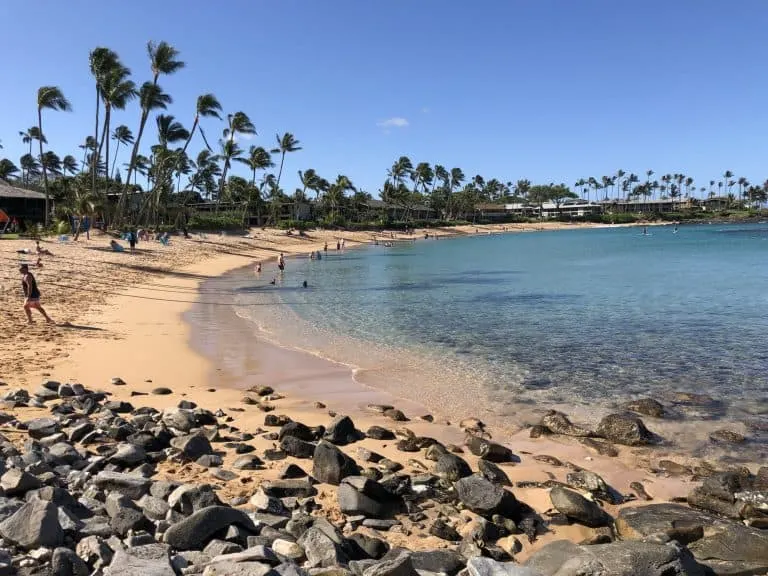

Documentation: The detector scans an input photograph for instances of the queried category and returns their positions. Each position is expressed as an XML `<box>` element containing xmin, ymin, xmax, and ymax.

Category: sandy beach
<box><xmin>0</xmin><ymin>222</ymin><xmax>763</xmax><ymax>572</ymax></box>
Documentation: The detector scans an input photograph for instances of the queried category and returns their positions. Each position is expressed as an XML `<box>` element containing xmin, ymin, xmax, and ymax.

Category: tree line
<box><xmin>0</xmin><ymin>40</ymin><xmax>766</xmax><ymax>229</ymax></box>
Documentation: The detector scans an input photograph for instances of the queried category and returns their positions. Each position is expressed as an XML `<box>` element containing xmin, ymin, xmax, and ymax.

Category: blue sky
<box><xmin>1</xmin><ymin>0</ymin><xmax>768</xmax><ymax>197</ymax></box>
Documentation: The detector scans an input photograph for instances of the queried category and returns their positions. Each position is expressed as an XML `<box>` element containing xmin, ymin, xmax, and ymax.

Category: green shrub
<box><xmin>600</xmin><ymin>213</ymin><xmax>639</xmax><ymax>224</ymax></box>
<box><xmin>188</xmin><ymin>211</ymin><xmax>245</xmax><ymax>231</ymax></box>
<box><xmin>277</xmin><ymin>220</ymin><xmax>313</xmax><ymax>231</ymax></box>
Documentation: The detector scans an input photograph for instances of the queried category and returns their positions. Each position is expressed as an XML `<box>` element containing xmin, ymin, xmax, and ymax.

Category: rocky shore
<box><xmin>0</xmin><ymin>379</ymin><xmax>763</xmax><ymax>576</ymax></box>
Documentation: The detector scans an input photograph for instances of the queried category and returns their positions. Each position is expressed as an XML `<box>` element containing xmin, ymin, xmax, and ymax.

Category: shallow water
<box><xmin>217</xmin><ymin>224</ymin><xmax>768</xmax><ymax>463</ymax></box>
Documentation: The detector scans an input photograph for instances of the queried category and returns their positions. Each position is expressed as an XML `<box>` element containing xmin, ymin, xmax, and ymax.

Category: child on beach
<box><xmin>278</xmin><ymin>253</ymin><xmax>285</xmax><ymax>271</ymax></box>
<box><xmin>256</xmin><ymin>262</ymin><xmax>262</xmax><ymax>273</ymax></box>
<box><xmin>19</xmin><ymin>264</ymin><xmax>53</xmax><ymax>324</ymax></box>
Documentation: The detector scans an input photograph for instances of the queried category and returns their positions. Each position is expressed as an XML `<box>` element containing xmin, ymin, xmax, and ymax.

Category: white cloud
<box><xmin>421</xmin><ymin>107</ymin><xmax>430</xmax><ymax>114</ymax></box>
<box><xmin>376</xmin><ymin>117</ymin><xmax>409</xmax><ymax>128</ymax></box>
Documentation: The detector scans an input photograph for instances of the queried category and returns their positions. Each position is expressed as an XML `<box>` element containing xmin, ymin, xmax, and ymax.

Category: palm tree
<box><xmin>218</xmin><ymin>112</ymin><xmax>256</xmax><ymax>197</ymax></box>
<box><xmin>120</xmin><ymin>82</ymin><xmax>172</xmax><ymax>215</ymax></box>
<box><xmin>37</xmin><ymin>86</ymin><xmax>72</xmax><ymax>225</ymax></box>
<box><xmin>271</xmin><ymin>132</ymin><xmax>302</xmax><ymax>188</ymax></box>
<box><xmin>155</xmin><ymin>114</ymin><xmax>189</xmax><ymax>149</ymax></box>
<box><xmin>737</xmin><ymin>176</ymin><xmax>747</xmax><ymax>200</ymax></box>
<box><xmin>98</xmin><ymin>64</ymin><xmax>136</xmax><ymax>189</ymax></box>
<box><xmin>723</xmin><ymin>171</ymin><xmax>733</xmax><ymax>196</ymax></box>
<box><xmin>181</xmin><ymin>93</ymin><xmax>222</xmax><ymax>155</ymax></box>
<box><xmin>41</xmin><ymin>151</ymin><xmax>62</xmax><ymax>176</ymax></box>
<box><xmin>0</xmin><ymin>159</ymin><xmax>19</xmax><ymax>182</ymax></box>
<box><xmin>20</xmin><ymin>154</ymin><xmax>40</xmax><ymax>182</ymax></box>
<box><xmin>237</xmin><ymin>146</ymin><xmax>274</xmax><ymax>186</ymax></box>
<box><xmin>111</xmin><ymin>125</ymin><xmax>134</xmax><ymax>179</ymax></box>
<box><xmin>89</xmin><ymin>47</ymin><xmax>120</xmax><ymax>191</ymax></box>
<box><xmin>61</xmin><ymin>155</ymin><xmax>78</xmax><ymax>176</ymax></box>
<box><xmin>298</xmin><ymin>168</ymin><xmax>319</xmax><ymax>199</ymax></box>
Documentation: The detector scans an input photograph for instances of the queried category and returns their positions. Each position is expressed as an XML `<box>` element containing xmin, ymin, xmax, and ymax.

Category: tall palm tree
<box><xmin>148</xmin><ymin>40</ymin><xmax>185</xmax><ymax>85</ymax></box>
<box><xmin>723</xmin><ymin>171</ymin><xmax>733</xmax><ymax>196</ymax></box>
<box><xmin>41</xmin><ymin>151</ymin><xmax>62</xmax><ymax>176</ymax></box>
<box><xmin>61</xmin><ymin>155</ymin><xmax>78</xmax><ymax>176</ymax></box>
<box><xmin>181</xmin><ymin>93</ymin><xmax>222</xmax><ymax>155</ymax></box>
<box><xmin>111</xmin><ymin>125</ymin><xmax>134</xmax><ymax>179</ymax></box>
<box><xmin>218</xmin><ymin>112</ymin><xmax>256</xmax><ymax>197</ymax></box>
<box><xmin>120</xmin><ymin>82</ymin><xmax>172</xmax><ymax>214</ymax></box>
<box><xmin>37</xmin><ymin>86</ymin><xmax>72</xmax><ymax>225</ymax></box>
<box><xmin>20</xmin><ymin>154</ymin><xmax>40</xmax><ymax>182</ymax></box>
<box><xmin>98</xmin><ymin>64</ymin><xmax>136</xmax><ymax>189</ymax></box>
<box><xmin>271</xmin><ymin>132</ymin><xmax>302</xmax><ymax>187</ymax></box>
<box><xmin>89</xmin><ymin>47</ymin><xmax>120</xmax><ymax>191</ymax></box>
<box><xmin>298</xmin><ymin>168</ymin><xmax>319</xmax><ymax>199</ymax></box>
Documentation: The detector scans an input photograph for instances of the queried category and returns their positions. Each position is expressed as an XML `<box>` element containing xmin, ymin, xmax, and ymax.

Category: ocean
<box><xmin>214</xmin><ymin>223</ymin><xmax>768</xmax><ymax>462</ymax></box>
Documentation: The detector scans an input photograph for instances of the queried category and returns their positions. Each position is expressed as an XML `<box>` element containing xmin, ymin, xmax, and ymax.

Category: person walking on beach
<box><xmin>19</xmin><ymin>264</ymin><xmax>53</xmax><ymax>324</ymax></box>
<box><xmin>336</xmin><ymin>240</ymin><xmax>340</xmax><ymax>251</ymax></box>
<box><xmin>256</xmin><ymin>262</ymin><xmax>262</xmax><ymax>273</ymax></box>
<box><xmin>128</xmin><ymin>229</ymin><xmax>137</xmax><ymax>253</ymax></box>
<box><xmin>324</xmin><ymin>242</ymin><xmax>328</xmax><ymax>253</ymax></box>
<box><xmin>341</xmin><ymin>238</ymin><xmax>346</xmax><ymax>250</ymax></box>
<box><xmin>278</xmin><ymin>253</ymin><xmax>285</xmax><ymax>271</ymax></box>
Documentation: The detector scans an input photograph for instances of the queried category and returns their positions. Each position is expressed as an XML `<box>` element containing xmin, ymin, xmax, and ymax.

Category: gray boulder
<box><xmin>162</xmin><ymin>407</ymin><xmax>196</xmax><ymax>432</ymax></box>
<box><xmin>467</xmin><ymin>557</ymin><xmax>537</xmax><ymax>576</ymax></box>
<box><xmin>163</xmin><ymin>506</ymin><xmax>256</xmax><ymax>550</ymax></box>
<box><xmin>313</xmin><ymin>441</ymin><xmax>359</xmax><ymax>485</ymax></box>
<box><xmin>540</xmin><ymin>411</ymin><xmax>592</xmax><ymax>437</ymax></box>
<box><xmin>465</xmin><ymin>436</ymin><xmax>516</xmax><ymax>463</ymax></box>
<box><xmin>0</xmin><ymin>468</ymin><xmax>41</xmax><ymax>496</ymax></box>
<box><xmin>0</xmin><ymin>499</ymin><xmax>63</xmax><ymax>549</ymax></box>
<box><xmin>455</xmin><ymin>475</ymin><xmax>521</xmax><ymax>520</ymax></box>
<box><xmin>525</xmin><ymin>539</ymin><xmax>706</xmax><ymax>576</ymax></box>
<box><xmin>596</xmin><ymin>413</ymin><xmax>655</xmax><ymax>446</ymax></box>
<box><xmin>170</xmin><ymin>433</ymin><xmax>213</xmax><ymax>459</ymax></box>
<box><xmin>104</xmin><ymin>544</ymin><xmax>176</xmax><ymax>576</ymax></box>
<box><xmin>110</xmin><ymin>442</ymin><xmax>148</xmax><ymax>467</ymax></box>
<box><xmin>280</xmin><ymin>435</ymin><xmax>316</xmax><ymax>459</ymax></box>
<box><xmin>27</xmin><ymin>417</ymin><xmax>61</xmax><ymax>439</ymax></box>
<box><xmin>297</xmin><ymin>525</ymin><xmax>348</xmax><ymax>567</ymax></box>
<box><xmin>338</xmin><ymin>476</ymin><xmax>400</xmax><ymax>519</ymax></box>
<box><xmin>51</xmin><ymin>546</ymin><xmax>90</xmax><ymax>576</ymax></box>
<box><xmin>411</xmin><ymin>550</ymin><xmax>465</xmax><ymax>575</ymax></box>
<box><xmin>549</xmin><ymin>486</ymin><xmax>611</xmax><ymax>527</ymax></box>
<box><xmin>201</xmin><ymin>561</ymin><xmax>273</xmax><ymax>576</ymax></box>
<box><xmin>93</xmin><ymin>471</ymin><xmax>151</xmax><ymax>499</ymax></box>
<box><xmin>363</xmin><ymin>549</ymin><xmax>417</xmax><ymax>576</ymax></box>
<box><xmin>434</xmin><ymin>453</ymin><xmax>472</xmax><ymax>481</ymax></box>
<box><xmin>478</xmin><ymin>459</ymin><xmax>511</xmax><ymax>486</ymax></box>
<box><xmin>324</xmin><ymin>415</ymin><xmax>362</xmax><ymax>445</ymax></box>
<box><xmin>279</xmin><ymin>421</ymin><xmax>315</xmax><ymax>442</ymax></box>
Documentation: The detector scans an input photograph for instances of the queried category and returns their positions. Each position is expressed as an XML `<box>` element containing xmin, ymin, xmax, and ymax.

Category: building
<box><xmin>0</xmin><ymin>182</ymin><xmax>46</xmax><ymax>223</ymax></box>
<box><xmin>601</xmin><ymin>198</ymin><xmax>696</xmax><ymax>214</ymax></box>
<box><xmin>477</xmin><ymin>200</ymin><xmax>603</xmax><ymax>220</ymax></box>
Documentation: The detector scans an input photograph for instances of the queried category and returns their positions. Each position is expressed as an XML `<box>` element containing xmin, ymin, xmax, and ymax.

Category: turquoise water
<box><xmin>232</xmin><ymin>223</ymin><xmax>768</xmax><ymax>458</ymax></box>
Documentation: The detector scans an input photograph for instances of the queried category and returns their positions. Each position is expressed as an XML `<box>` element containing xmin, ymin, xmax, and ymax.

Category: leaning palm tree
<box><xmin>37</xmin><ymin>86</ymin><xmax>72</xmax><ymax>225</ymax></box>
<box><xmin>723</xmin><ymin>171</ymin><xmax>733</xmax><ymax>196</ymax></box>
<box><xmin>0</xmin><ymin>159</ymin><xmax>19</xmax><ymax>182</ymax></box>
<box><xmin>110</xmin><ymin>125</ymin><xmax>134</xmax><ymax>179</ymax></box>
<box><xmin>41</xmin><ymin>151</ymin><xmax>62</xmax><ymax>177</ymax></box>
<box><xmin>148</xmin><ymin>41</ymin><xmax>185</xmax><ymax>85</ymax></box>
<box><xmin>181</xmin><ymin>93</ymin><xmax>222</xmax><ymax>155</ymax></box>
<box><xmin>98</xmin><ymin>65</ymin><xmax>136</xmax><ymax>189</ymax></box>
<box><xmin>271</xmin><ymin>132</ymin><xmax>302</xmax><ymax>187</ymax></box>
<box><xmin>155</xmin><ymin>114</ymin><xmax>189</xmax><ymax>149</ymax></box>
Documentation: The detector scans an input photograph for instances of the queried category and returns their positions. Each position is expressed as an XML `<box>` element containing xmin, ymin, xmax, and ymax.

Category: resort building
<box><xmin>0</xmin><ymin>182</ymin><xmax>46</xmax><ymax>223</ymax></box>
<box><xmin>476</xmin><ymin>201</ymin><xmax>603</xmax><ymax>220</ymax></box>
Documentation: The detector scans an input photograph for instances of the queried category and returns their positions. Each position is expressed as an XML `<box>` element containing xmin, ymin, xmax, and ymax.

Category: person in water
<box><xmin>310</xmin><ymin>251</ymin><xmax>316</xmax><ymax>260</ymax></box>
<box><xmin>277</xmin><ymin>253</ymin><xmax>285</xmax><ymax>271</ymax></box>
<box><xmin>324</xmin><ymin>242</ymin><xmax>328</xmax><ymax>252</ymax></box>
<box><xmin>302</xmin><ymin>280</ymin><xmax>308</xmax><ymax>288</ymax></box>
<box><xmin>19</xmin><ymin>264</ymin><xmax>53</xmax><ymax>324</ymax></box>
<box><xmin>256</xmin><ymin>262</ymin><xmax>262</xmax><ymax>273</ymax></box>
<box><xmin>316</xmin><ymin>251</ymin><xmax>322</xmax><ymax>260</ymax></box>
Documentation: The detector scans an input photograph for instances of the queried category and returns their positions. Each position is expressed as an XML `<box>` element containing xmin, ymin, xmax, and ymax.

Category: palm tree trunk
<box><xmin>92</xmin><ymin>87</ymin><xmax>100</xmax><ymax>193</ymax></box>
<box><xmin>118</xmin><ymin>108</ymin><xmax>149</xmax><ymax>222</ymax></box>
<box><xmin>110</xmin><ymin>141</ymin><xmax>121</xmax><ymax>181</ymax></box>
<box><xmin>276</xmin><ymin>152</ymin><xmax>286</xmax><ymax>187</ymax></box>
<box><xmin>181</xmin><ymin>115</ymin><xmax>198</xmax><ymax>155</ymax></box>
<box><xmin>38</xmin><ymin>108</ymin><xmax>50</xmax><ymax>227</ymax></box>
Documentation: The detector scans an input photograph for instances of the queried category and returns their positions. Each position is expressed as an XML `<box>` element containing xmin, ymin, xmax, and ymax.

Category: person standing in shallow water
<box><xmin>19</xmin><ymin>264</ymin><xmax>53</xmax><ymax>324</ymax></box>
<box><xmin>278</xmin><ymin>253</ymin><xmax>285</xmax><ymax>271</ymax></box>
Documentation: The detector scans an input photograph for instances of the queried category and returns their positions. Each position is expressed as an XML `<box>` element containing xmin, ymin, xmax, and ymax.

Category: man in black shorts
<box><xmin>19</xmin><ymin>264</ymin><xmax>53</xmax><ymax>324</ymax></box>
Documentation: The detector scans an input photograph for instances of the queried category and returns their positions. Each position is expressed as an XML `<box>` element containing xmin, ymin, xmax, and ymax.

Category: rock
<box><xmin>281</xmin><ymin>435</ymin><xmax>316</xmax><ymax>459</ymax></box>
<box><xmin>465</xmin><ymin>436</ymin><xmax>515</xmax><ymax>463</ymax></box>
<box><xmin>27</xmin><ymin>417</ymin><xmax>61</xmax><ymax>439</ymax></box>
<box><xmin>313</xmin><ymin>441</ymin><xmax>359</xmax><ymax>485</ymax></box>
<box><xmin>709</xmin><ymin>429</ymin><xmax>746</xmax><ymax>444</ymax></box>
<box><xmin>273</xmin><ymin>538</ymin><xmax>305</xmax><ymax>560</ymax></box>
<box><xmin>525</xmin><ymin>539</ymin><xmax>705</xmax><ymax>576</ymax></box>
<box><xmin>261</xmin><ymin>479</ymin><xmax>317</xmax><ymax>499</ymax></box>
<box><xmin>298</xmin><ymin>526</ymin><xmax>348</xmax><ymax>567</ymax></box>
<box><xmin>549</xmin><ymin>486</ymin><xmax>611</xmax><ymax>527</ymax></box>
<box><xmin>163</xmin><ymin>506</ymin><xmax>256</xmax><ymax>550</ymax></box>
<box><xmin>466</xmin><ymin>557</ymin><xmax>536</xmax><ymax>576</ymax></box>
<box><xmin>110</xmin><ymin>442</ymin><xmax>148</xmax><ymax>467</ymax></box>
<box><xmin>455</xmin><ymin>475</ymin><xmax>521</xmax><ymax>519</ymax></box>
<box><xmin>383</xmin><ymin>409</ymin><xmax>408</xmax><ymax>422</ymax></box>
<box><xmin>596</xmin><ymin>413</ymin><xmax>655</xmax><ymax>446</ymax></box>
<box><xmin>688</xmin><ymin>521</ymin><xmax>768</xmax><ymax>575</ymax></box>
<box><xmin>93</xmin><ymin>471</ymin><xmax>151</xmax><ymax>499</ymax></box>
<box><xmin>233</xmin><ymin>454</ymin><xmax>265</xmax><ymax>470</ymax></box>
<box><xmin>363</xmin><ymin>549</ymin><xmax>417</xmax><ymax>576</ymax></box>
<box><xmin>657</xmin><ymin>460</ymin><xmax>692</xmax><ymax>477</ymax></box>
<box><xmin>478</xmin><ymin>460</ymin><xmax>511</xmax><ymax>486</ymax></box>
<box><xmin>630</xmin><ymin>481</ymin><xmax>653</xmax><ymax>501</ymax></box>
<box><xmin>104</xmin><ymin>545</ymin><xmax>176</xmax><ymax>576</ymax></box>
<box><xmin>202</xmin><ymin>561</ymin><xmax>273</xmax><ymax>576</ymax></box>
<box><xmin>579</xmin><ymin>438</ymin><xmax>619</xmax><ymax>457</ymax></box>
<box><xmin>434</xmin><ymin>453</ymin><xmax>473</xmax><ymax>481</ymax></box>
<box><xmin>167</xmin><ymin>483</ymin><xmax>221</xmax><ymax>514</ymax></box>
<box><xmin>209</xmin><ymin>545</ymin><xmax>278</xmax><ymax>565</ymax></box>
<box><xmin>396</xmin><ymin>438</ymin><xmax>421</xmax><ymax>452</ymax></box>
<box><xmin>429</xmin><ymin>518</ymin><xmax>461</xmax><ymax>541</ymax></box>
<box><xmin>367</xmin><ymin>426</ymin><xmax>396</xmax><ymax>440</ymax></box>
<box><xmin>198</xmin><ymin>454</ymin><xmax>224</xmax><ymax>468</ymax></box>
<box><xmin>139</xmin><ymin>495</ymin><xmax>170</xmax><ymax>521</ymax></box>
<box><xmin>338</xmin><ymin>476</ymin><xmax>400</xmax><ymax>519</ymax></box>
<box><xmin>540</xmin><ymin>411</ymin><xmax>592</xmax><ymax>437</ymax></box>
<box><xmin>1</xmin><ymin>468</ymin><xmax>41</xmax><ymax>496</ymax></box>
<box><xmin>111</xmin><ymin>507</ymin><xmax>152</xmax><ymax>536</ymax></box>
<box><xmin>52</xmin><ymin>546</ymin><xmax>90</xmax><ymax>576</ymax></box>
<box><xmin>162</xmin><ymin>407</ymin><xmax>196</xmax><ymax>432</ymax></box>
<box><xmin>170</xmin><ymin>433</ymin><xmax>213</xmax><ymax>459</ymax></box>
<box><xmin>0</xmin><ymin>499</ymin><xmax>63</xmax><ymax>549</ymax></box>
<box><xmin>278</xmin><ymin>463</ymin><xmax>307</xmax><ymax>479</ymax></box>
<box><xmin>151</xmin><ymin>387</ymin><xmax>173</xmax><ymax>395</ymax></box>
<box><xmin>250</xmin><ymin>489</ymin><xmax>288</xmax><ymax>516</ymax></box>
<box><xmin>623</xmin><ymin>398</ymin><xmax>666</xmax><ymax>418</ymax></box>
<box><xmin>324</xmin><ymin>415</ymin><xmax>362</xmax><ymax>445</ymax></box>
<box><xmin>410</xmin><ymin>550</ymin><xmax>465</xmax><ymax>575</ymax></box>
<box><xmin>279</xmin><ymin>421</ymin><xmax>316</xmax><ymax>442</ymax></box>
<box><xmin>565</xmin><ymin>470</ymin><xmax>617</xmax><ymax>503</ymax></box>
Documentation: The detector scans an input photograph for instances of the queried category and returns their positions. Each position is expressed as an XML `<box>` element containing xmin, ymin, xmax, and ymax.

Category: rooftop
<box><xmin>0</xmin><ymin>182</ymin><xmax>45</xmax><ymax>200</ymax></box>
